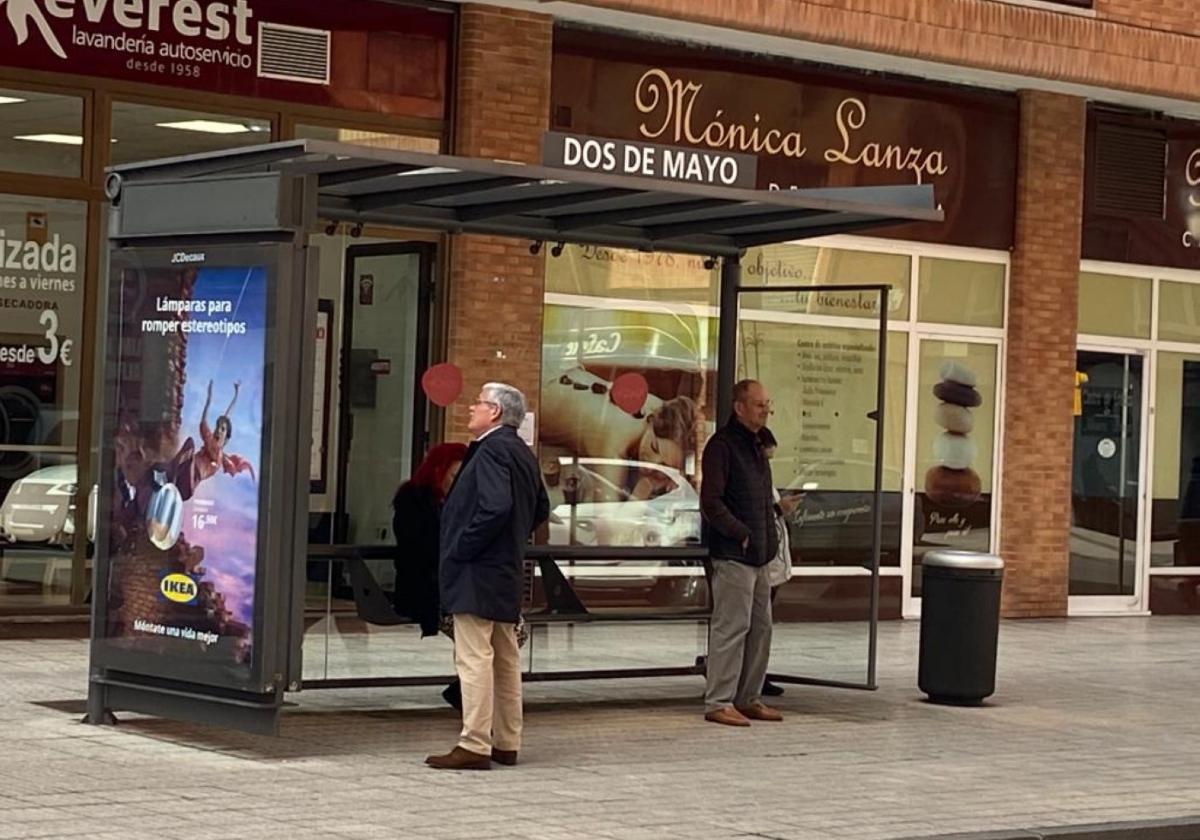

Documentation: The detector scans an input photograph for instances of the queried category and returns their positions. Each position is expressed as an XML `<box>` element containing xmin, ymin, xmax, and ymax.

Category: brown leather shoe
<box><xmin>425</xmin><ymin>746</ymin><xmax>491</xmax><ymax>770</ymax></box>
<box><xmin>491</xmin><ymin>748</ymin><xmax>518</xmax><ymax>766</ymax></box>
<box><xmin>704</xmin><ymin>706</ymin><xmax>751</xmax><ymax>727</ymax></box>
<box><xmin>736</xmin><ymin>702</ymin><xmax>783</xmax><ymax>722</ymax></box>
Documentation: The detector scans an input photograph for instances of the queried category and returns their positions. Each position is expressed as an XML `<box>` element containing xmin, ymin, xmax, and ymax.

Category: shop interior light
<box><xmin>13</xmin><ymin>133</ymin><xmax>84</xmax><ymax>145</ymax></box>
<box><xmin>0</xmin><ymin>96</ymin><xmax>27</xmax><ymax>105</ymax></box>
<box><xmin>155</xmin><ymin>120</ymin><xmax>264</xmax><ymax>135</ymax></box>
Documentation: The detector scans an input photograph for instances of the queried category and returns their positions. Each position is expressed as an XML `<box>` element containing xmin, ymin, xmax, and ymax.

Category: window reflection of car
<box><xmin>0</xmin><ymin>464</ymin><xmax>97</xmax><ymax>547</ymax></box>
<box><xmin>777</xmin><ymin>457</ymin><xmax>904</xmax><ymax>564</ymax></box>
<box><xmin>548</xmin><ymin>457</ymin><xmax>701</xmax><ymax>548</ymax></box>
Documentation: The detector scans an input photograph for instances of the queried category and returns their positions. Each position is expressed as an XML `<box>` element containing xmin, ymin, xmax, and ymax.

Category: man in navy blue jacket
<box><xmin>426</xmin><ymin>382</ymin><xmax>549</xmax><ymax>770</ymax></box>
<box><xmin>700</xmin><ymin>379</ymin><xmax>783</xmax><ymax>727</ymax></box>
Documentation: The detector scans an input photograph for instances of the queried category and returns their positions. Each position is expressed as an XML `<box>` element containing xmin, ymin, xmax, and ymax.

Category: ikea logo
<box><xmin>160</xmin><ymin>573</ymin><xmax>198</xmax><ymax>604</ymax></box>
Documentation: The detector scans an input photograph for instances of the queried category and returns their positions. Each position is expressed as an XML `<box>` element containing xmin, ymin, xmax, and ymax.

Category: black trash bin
<box><xmin>918</xmin><ymin>550</ymin><xmax>1004</xmax><ymax>705</ymax></box>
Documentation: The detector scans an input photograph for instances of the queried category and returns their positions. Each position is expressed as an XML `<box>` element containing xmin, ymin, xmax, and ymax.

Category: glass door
<box><xmin>336</xmin><ymin>243</ymin><xmax>433</xmax><ymax>545</ymax></box>
<box><xmin>1069</xmin><ymin>348</ymin><xmax>1146</xmax><ymax>612</ymax></box>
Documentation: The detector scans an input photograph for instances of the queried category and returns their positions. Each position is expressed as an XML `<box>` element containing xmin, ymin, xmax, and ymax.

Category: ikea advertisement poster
<box><xmin>103</xmin><ymin>249</ymin><xmax>268</xmax><ymax>676</ymax></box>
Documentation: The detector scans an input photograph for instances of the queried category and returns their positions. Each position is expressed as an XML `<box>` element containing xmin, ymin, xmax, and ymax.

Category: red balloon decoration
<box><xmin>610</xmin><ymin>372</ymin><xmax>649</xmax><ymax>415</ymax></box>
<box><xmin>421</xmin><ymin>363</ymin><xmax>464</xmax><ymax>408</ymax></box>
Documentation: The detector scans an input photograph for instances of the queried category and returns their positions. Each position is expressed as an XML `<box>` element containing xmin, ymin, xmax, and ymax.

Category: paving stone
<box><xmin>1</xmin><ymin>618</ymin><xmax>1199</xmax><ymax>838</ymax></box>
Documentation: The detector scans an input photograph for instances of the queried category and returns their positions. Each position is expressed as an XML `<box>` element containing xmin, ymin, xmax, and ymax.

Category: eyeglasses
<box><xmin>470</xmin><ymin>399</ymin><xmax>499</xmax><ymax>409</ymax></box>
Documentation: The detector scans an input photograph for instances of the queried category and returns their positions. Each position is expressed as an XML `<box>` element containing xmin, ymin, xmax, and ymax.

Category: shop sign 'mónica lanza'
<box><xmin>549</xmin><ymin>30</ymin><xmax>1019</xmax><ymax>251</ymax></box>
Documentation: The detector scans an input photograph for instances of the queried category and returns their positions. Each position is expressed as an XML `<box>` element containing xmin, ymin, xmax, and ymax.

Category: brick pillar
<box><xmin>998</xmin><ymin>90</ymin><xmax>1086</xmax><ymax>618</ymax></box>
<box><xmin>445</xmin><ymin>5</ymin><xmax>552</xmax><ymax>440</ymax></box>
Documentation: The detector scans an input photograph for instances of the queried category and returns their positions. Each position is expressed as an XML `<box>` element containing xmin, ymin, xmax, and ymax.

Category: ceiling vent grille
<box><xmin>257</xmin><ymin>23</ymin><xmax>330</xmax><ymax>85</ymax></box>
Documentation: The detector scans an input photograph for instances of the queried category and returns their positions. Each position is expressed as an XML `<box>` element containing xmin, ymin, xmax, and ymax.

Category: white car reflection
<box><xmin>548</xmin><ymin>457</ymin><xmax>701</xmax><ymax>548</ymax></box>
<box><xmin>0</xmin><ymin>464</ymin><xmax>97</xmax><ymax>547</ymax></box>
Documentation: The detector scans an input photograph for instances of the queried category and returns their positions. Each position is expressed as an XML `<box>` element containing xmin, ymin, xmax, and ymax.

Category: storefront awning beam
<box><xmin>645</xmin><ymin>206</ymin><xmax>827</xmax><ymax>240</ymax></box>
<box><xmin>351</xmin><ymin>175</ymin><xmax>530</xmax><ymax>212</ymax></box>
<box><xmin>549</xmin><ymin>197</ymin><xmax>733</xmax><ymax>231</ymax></box>
<box><xmin>456</xmin><ymin>187</ymin><xmax>636</xmax><ymax>222</ymax></box>
<box><xmin>318</xmin><ymin>196</ymin><xmax>744</xmax><ymax>257</ymax></box>
<box><xmin>317</xmin><ymin>163</ymin><xmax>424</xmax><ymax>188</ymax></box>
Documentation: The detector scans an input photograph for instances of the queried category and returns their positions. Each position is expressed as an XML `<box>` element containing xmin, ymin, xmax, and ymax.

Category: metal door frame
<box><xmin>1069</xmin><ymin>342</ymin><xmax>1152</xmax><ymax>615</ymax></box>
<box><xmin>719</xmin><ymin>264</ymin><xmax>889</xmax><ymax>690</ymax></box>
<box><xmin>334</xmin><ymin>242</ymin><xmax>435</xmax><ymax>541</ymax></box>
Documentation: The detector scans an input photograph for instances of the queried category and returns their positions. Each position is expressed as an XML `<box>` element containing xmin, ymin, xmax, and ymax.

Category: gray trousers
<box><xmin>704</xmin><ymin>559</ymin><xmax>773</xmax><ymax>712</ymax></box>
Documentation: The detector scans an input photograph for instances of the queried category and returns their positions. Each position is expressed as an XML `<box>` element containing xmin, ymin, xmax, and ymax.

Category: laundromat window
<box><xmin>0</xmin><ymin>194</ymin><xmax>87</xmax><ymax>609</ymax></box>
<box><xmin>1157</xmin><ymin>281</ymin><xmax>1200</xmax><ymax>344</ymax></box>
<box><xmin>740</xmin><ymin>244</ymin><xmax>911</xmax><ymax>321</ymax></box>
<box><xmin>1077</xmin><ymin>271</ymin><xmax>1151</xmax><ymax>338</ymax></box>
<box><xmin>0</xmin><ymin>87</ymin><xmax>84</xmax><ymax>179</ymax></box>
<box><xmin>109</xmin><ymin>102</ymin><xmax>272</xmax><ymax>167</ymax></box>
<box><xmin>917</xmin><ymin>258</ymin><xmax>1005</xmax><ymax>328</ymax></box>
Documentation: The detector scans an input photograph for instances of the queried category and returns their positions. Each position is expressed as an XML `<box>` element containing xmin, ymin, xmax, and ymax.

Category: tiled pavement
<box><xmin>1</xmin><ymin>617</ymin><xmax>1199</xmax><ymax>840</ymax></box>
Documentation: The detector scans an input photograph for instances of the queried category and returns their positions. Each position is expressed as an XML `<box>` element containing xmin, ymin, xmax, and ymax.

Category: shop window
<box><xmin>293</xmin><ymin>124</ymin><xmax>441</xmax><ymax>153</ymax></box>
<box><xmin>541</xmin><ymin>247</ymin><xmax>716</xmax><ymax>552</ymax></box>
<box><xmin>109</xmin><ymin>103</ymin><xmax>271</xmax><ymax>168</ymax></box>
<box><xmin>1151</xmin><ymin>351</ymin><xmax>1200</xmax><ymax>568</ymax></box>
<box><xmin>736</xmin><ymin>301</ymin><xmax>907</xmax><ymax>568</ymax></box>
<box><xmin>546</xmin><ymin>244</ymin><xmax>718</xmax><ymax>306</ymax></box>
<box><xmin>740</xmin><ymin>244</ymin><xmax>910</xmax><ymax>321</ymax></box>
<box><xmin>1077</xmin><ymin>271</ymin><xmax>1151</xmax><ymax>338</ymax></box>
<box><xmin>0</xmin><ymin>195</ymin><xmax>88</xmax><ymax>608</ymax></box>
<box><xmin>1157</xmin><ymin>281</ymin><xmax>1200</xmax><ymax>344</ymax></box>
<box><xmin>910</xmin><ymin>340</ymin><xmax>999</xmax><ymax>595</ymax></box>
<box><xmin>0</xmin><ymin>87</ymin><xmax>84</xmax><ymax>178</ymax></box>
<box><xmin>917</xmin><ymin>258</ymin><xmax>1005</xmax><ymax>328</ymax></box>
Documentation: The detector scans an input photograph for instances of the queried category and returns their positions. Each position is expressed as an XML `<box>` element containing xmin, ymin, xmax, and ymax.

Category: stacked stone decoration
<box><xmin>924</xmin><ymin>360</ymin><xmax>983</xmax><ymax>508</ymax></box>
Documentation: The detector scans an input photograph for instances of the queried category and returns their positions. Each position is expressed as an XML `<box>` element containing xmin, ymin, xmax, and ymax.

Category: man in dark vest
<box><xmin>426</xmin><ymin>382</ymin><xmax>549</xmax><ymax>770</ymax></box>
<box><xmin>700</xmin><ymin>379</ymin><xmax>783</xmax><ymax>726</ymax></box>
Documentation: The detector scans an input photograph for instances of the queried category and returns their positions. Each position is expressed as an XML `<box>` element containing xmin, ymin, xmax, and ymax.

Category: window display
<box><xmin>911</xmin><ymin>340</ymin><xmax>998</xmax><ymax>596</ymax></box>
<box><xmin>736</xmin><ymin>294</ymin><xmax>905</xmax><ymax>568</ymax></box>
<box><xmin>0</xmin><ymin>195</ymin><xmax>87</xmax><ymax>607</ymax></box>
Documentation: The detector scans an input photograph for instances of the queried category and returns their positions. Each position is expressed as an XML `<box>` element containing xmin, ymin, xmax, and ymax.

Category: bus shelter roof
<box><xmin>109</xmin><ymin>139</ymin><xmax>943</xmax><ymax>257</ymax></box>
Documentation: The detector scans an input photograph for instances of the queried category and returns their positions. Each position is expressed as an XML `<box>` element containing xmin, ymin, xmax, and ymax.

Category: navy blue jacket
<box><xmin>439</xmin><ymin>425</ymin><xmax>550</xmax><ymax>623</ymax></box>
<box><xmin>700</xmin><ymin>417</ymin><xmax>778</xmax><ymax>566</ymax></box>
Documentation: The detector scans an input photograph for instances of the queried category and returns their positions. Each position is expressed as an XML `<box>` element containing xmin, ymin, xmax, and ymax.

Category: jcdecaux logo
<box><xmin>159</xmin><ymin>572</ymin><xmax>198</xmax><ymax>604</ymax></box>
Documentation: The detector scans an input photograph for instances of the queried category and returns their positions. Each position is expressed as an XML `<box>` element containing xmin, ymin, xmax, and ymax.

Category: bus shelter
<box><xmin>86</xmin><ymin>139</ymin><xmax>941</xmax><ymax>734</ymax></box>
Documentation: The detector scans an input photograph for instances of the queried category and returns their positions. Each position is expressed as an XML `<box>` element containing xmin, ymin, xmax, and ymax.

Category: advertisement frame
<box><xmin>89</xmin><ymin>236</ymin><xmax>308</xmax><ymax>703</ymax></box>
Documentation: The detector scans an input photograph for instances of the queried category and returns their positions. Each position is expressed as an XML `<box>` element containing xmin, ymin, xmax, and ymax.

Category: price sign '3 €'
<box><xmin>37</xmin><ymin>309</ymin><xmax>73</xmax><ymax>367</ymax></box>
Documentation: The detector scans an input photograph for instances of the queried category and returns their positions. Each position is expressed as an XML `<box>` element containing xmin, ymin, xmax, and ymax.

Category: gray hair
<box><xmin>481</xmin><ymin>382</ymin><xmax>526</xmax><ymax>428</ymax></box>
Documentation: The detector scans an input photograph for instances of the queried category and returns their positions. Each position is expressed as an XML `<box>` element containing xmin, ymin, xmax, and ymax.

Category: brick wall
<box><xmin>999</xmin><ymin>90</ymin><xmax>1086</xmax><ymax>618</ymax></box>
<box><xmin>1098</xmin><ymin>0</ymin><xmax>1196</xmax><ymax>34</ymax></box>
<box><xmin>566</xmin><ymin>0</ymin><xmax>1200</xmax><ymax>104</ymax></box>
<box><xmin>445</xmin><ymin>5</ymin><xmax>552</xmax><ymax>440</ymax></box>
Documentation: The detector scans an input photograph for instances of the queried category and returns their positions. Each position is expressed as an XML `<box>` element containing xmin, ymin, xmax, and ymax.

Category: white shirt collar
<box><xmin>475</xmin><ymin>424</ymin><xmax>504</xmax><ymax>443</ymax></box>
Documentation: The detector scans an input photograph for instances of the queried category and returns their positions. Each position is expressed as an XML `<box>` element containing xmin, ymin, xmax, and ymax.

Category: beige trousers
<box><xmin>453</xmin><ymin>612</ymin><xmax>523</xmax><ymax>755</ymax></box>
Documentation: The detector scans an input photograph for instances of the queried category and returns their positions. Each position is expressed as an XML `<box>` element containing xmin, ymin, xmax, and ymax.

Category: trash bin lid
<box><xmin>923</xmin><ymin>550</ymin><xmax>1004</xmax><ymax>570</ymax></box>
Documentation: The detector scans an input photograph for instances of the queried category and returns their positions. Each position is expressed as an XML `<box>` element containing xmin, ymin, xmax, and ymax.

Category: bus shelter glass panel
<box><xmin>735</xmin><ymin>287</ymin><xmax>887</xmax><ymax>689</ymax></box>
<box><xmin>526</xmin><ymin>245</ymin><xmax>718</xmax><ymax>677</ymax></box>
